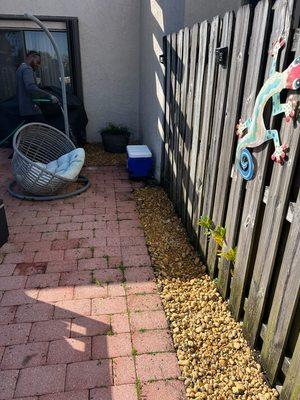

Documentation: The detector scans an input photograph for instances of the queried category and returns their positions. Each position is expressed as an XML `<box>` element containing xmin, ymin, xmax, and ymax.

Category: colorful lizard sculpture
<box><xmin>235</xmin><ymin>37</ymin><xmax>300</xmax><ymax>180</ymax></box>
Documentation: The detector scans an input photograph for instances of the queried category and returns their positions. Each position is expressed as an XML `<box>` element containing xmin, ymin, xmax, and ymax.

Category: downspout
<box><xmin>24</xmin><ymin>13</ymin><xmax>70</xmax><ymax>137</ymax></box>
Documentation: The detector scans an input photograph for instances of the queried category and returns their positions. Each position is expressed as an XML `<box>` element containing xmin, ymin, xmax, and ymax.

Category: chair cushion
<box><xmin>37</xmin><ymin>148</ymin><xmax>85</xmax><ymax>180</ymax></box>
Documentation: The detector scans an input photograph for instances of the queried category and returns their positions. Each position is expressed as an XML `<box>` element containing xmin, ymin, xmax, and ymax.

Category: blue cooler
<box><xmin>127</xmin><ymin>145</ymin><xmax>153</xmax><ymax>178</ymax></box>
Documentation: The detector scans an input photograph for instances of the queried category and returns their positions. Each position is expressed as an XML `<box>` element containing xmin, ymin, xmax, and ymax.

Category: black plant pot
<box><xmin>101</xmin><ymin>131</ymin><xmax>130</xmax><ymax>153</ymax></box>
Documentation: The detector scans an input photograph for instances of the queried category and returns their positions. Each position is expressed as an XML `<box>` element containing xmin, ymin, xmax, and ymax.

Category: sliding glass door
<box><xmin>0</xmin><ymin>31</ymin><xmax>23</xmax><ymax>101</ymax></box>
<box><xmin>0</xmin><ymin>29</ymin><xmax>72</xmax><ymax>102</ymax></box>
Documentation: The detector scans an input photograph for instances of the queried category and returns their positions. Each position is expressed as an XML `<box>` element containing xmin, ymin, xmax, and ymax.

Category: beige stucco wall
<box><xmin>139</xmin><ymin>0</ymin><xmax>185</xmax><ymax>180</ymax></box>
<box><xmin>0</xmin><ymin>0</ymin><xmax>140</xmax><ymax>141</ymax></box>
<box><xmin>184</xmin><ymin>0</ymin><xmax>241</xmax><ymax>27</ymax></box>
<box><xmin>139</xmin><ymin>0</ymin><xmax>241</xmax><ymax>180</ymax></box>
<box><xmin>1</xmin><ymin>0</ymin><xmax>241</xmax><ymax>177</ymax></box>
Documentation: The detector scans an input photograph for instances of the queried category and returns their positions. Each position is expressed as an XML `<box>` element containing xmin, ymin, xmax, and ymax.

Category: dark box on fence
<box><xmin>0</xmin><ymin>199</ymin><xmax>9</xmax><ymax>247</ymax></box>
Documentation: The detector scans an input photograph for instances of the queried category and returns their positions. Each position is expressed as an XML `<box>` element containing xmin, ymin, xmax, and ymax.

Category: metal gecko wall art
<box><xmin>235</xmin><ymin>36</ymin><xmax>300</xmax><ymax>180</ymax></box>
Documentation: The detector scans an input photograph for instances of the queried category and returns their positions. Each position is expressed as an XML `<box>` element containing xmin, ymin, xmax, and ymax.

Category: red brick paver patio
<box><xmin>0</xmin><ymin>149</ymin><xmax>185</xmax><ymax>400</ymax></box>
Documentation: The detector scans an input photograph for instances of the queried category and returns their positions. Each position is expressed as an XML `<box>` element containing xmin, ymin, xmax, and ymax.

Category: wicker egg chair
<box><xmin>9</xmin><ymin>123</ymin><xmax>89</xmax><ymax>200</ymax></box>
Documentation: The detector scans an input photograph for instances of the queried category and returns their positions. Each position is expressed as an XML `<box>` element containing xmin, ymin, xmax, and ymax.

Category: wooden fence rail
<box><xmin>162</xmin><ymin>0</ymin><xmax>300</xmax><ymax>397</ymax></box>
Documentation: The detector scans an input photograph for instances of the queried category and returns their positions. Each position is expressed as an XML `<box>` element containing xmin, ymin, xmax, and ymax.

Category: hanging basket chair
<box><xmin>10</xmin><ymin>123</ymin><xmax>89</xmax><ymax>198</ymax></box>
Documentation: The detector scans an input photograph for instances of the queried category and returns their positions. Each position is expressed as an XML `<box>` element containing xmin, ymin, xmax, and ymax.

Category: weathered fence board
<box><xmin>186</xmin><ymin>21</ymin><xmax>209</xmax><ymax>235</ymax></box>
<box><xmin>227</xmin><ymin>0</ymin><xmax>271</xmax><ymax>319</ymax></box>
<box><xmin>169</xmin><ymin>33</ymin><xmax>177</xmax><ymax>201</ymax></box>
<box><xmin>162</xmin><ymin>0</ymin><xmax>300</xmax><ymax>394</ymax></box>
<box><xmin>192</xmin><ymin>16</ymin><xmax>221</xmax><ymax>239</ymax></box>
<box><xmin>163</xmin><ymin>34</ymin><xmax>172</xmax><ymax>194</ymax></box>
<box><xmin>230</xmin><ymin>0</ymin><xmax>296</xmax><ymax>320</ymax></box>
<box><xmin>207</xmin><ymin>4</ymin><xmax>252</xmax><ymax>292</ymax></box>
<box><xmin>199</xmin><ymin>11</ymin><xmax>234</xmax><ymax>265</ymax></box>
<box><xmin>281</xmin><ymin>333</ymin><xmax>300</xmax><ymax>400</ymax></box>
<box><xmin>243</xmin><ymin>40</ymin><xmax>300</xmax><ymax>346</ymax></box>
<box><xmin>171</xmin><ymin>30</ymin><xmax>183</xmax><ymax>206</ymax></box>
<box><xmin>181</xmin><ymin>23</ymin><xmax>199</xmax><ymax>225</ymax></box>
<box><xmin>261</xmin><ymin>191</ymin><xmax>300</xmax><ymax>385</ymax></box>
<box><xmin>176</xmin><ymin>27</ymin><xmax>190</xmax><ymax>213</ymax></box>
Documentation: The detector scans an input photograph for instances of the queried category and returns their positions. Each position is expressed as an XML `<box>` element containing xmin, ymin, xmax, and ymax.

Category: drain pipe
<box><xmin>24</xmin><ymin>13</ymin><xmax>70</xmax><ymax>137</ymax></box>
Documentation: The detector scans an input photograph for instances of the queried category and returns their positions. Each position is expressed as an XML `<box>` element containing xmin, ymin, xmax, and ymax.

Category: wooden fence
<box><xmin>162</xmin><ymin>0</ymin><xmax>300</xmax><ymax>398</ymax></box>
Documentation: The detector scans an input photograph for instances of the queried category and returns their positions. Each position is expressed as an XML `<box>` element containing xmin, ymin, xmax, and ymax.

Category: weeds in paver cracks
<box><xmin>139</xmin><ymin>328</ymin><xmax>146</xmax><ymax>333</ymax></box>
<box><xmin>118</xmin><ymin>262</ymin><xmax>126</xmax><ymax>283</ymax></box>
<box><xmin>106</xmin><ymin>316</ymin><xmax>115</xmax><ymax>336</ymax></box>
<box><xmin>89</xmin><ymin>246</ymin><xmax>95</xmax><ymax>255</ymax></box>
<box><xmin>131</xmin><ymin>347</ymin><xmax>138</xmax><ymax>357</ymax></box>
<box><xmin>90</xmin><ymin>270</ymin><xmax>103</xmax><ymax>286</ymax></box>
<box><xmin>135</xmin><ymin>378</ymin><xmax>142</xmax><ymax>400</ymax></box>
<box><xmin>106</xmin><ymin>327</ymin><xmax>114</xmax><ymax>336</ymax></box>
<box><xmin>103</xmin><ymin>255</ymin><xmax>109</xmax><ymax>262</ymax></box>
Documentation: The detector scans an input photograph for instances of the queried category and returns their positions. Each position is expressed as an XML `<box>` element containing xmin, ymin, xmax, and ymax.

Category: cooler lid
<box><xmin>126</xmin><ymin>145</ymin><xmax>152</xmax><ymax>158</ymax></box>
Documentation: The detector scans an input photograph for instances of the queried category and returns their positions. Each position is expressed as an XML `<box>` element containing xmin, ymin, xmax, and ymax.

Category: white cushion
<box><xmin>36</xmin><ymin>148</ymin><xmax>85</xmax><ymax>180</ymax></box>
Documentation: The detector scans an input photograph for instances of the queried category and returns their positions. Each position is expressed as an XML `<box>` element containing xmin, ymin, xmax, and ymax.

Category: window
<box><xmin>0</xmin><ymin>31</ymin><xmax>23</xmax><ymax>101</ymax></box>
<box><xmin>0</xmin><ymin>29</ymin><xmax>72</xmax><ymax>102</ymax></box>
<box><xmin>25</xmin><ymin>31</ymin><xmax>71</xmax><ymax>89</ymax></box>
<box><xmin>0</xmin><ymin>17</ymin><xmax>82</xmax><ymax>103</ymax></box>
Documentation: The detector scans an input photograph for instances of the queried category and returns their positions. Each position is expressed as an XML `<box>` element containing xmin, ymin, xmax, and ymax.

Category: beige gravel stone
<box><xmin>134</xmin><ymin>187</ymin><xmax>278</xmax><ymax>400</ymax></box>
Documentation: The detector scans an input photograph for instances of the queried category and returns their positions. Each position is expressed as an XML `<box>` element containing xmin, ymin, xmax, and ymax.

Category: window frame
<box><xmin>0</xmin><ymin>14</ymin><xmax>83</xmax><ymax>102</ymax></box>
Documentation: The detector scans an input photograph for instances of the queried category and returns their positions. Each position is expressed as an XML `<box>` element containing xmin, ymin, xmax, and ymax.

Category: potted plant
<box><xmin>100</xmin><ymin>123</ymin><xmax>131</xmax><ymax>153</ymax></box>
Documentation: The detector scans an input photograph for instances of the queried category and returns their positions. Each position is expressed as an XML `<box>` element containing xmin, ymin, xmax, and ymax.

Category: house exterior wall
<box><xmin>0</xmin><ymin>0</ymin><xmax>140</xmax><ymax>141</ymax></box>
<box><xmin>1</xmin><ymin>0</ymin><xmax>241</xmax><ymax>177</ymax></box>
<box><xmin>139</xmin><ymin>0</ymin><xmax>241</xmax><ymax>180</ymax></box>
<box><xmin>184</xmin><ymin>0</ymin><xmax>241</xmax><ymax>26</ymax></box>
<box><xmin>139</xmin><ymin>0</ymin><xmax>185</xmax><ymax>181</ymax></box>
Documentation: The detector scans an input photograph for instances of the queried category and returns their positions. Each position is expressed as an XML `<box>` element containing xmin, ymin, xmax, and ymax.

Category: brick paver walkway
<box><xmin>0</xmin><ymin>149</ymin><xmax>185</xmax><ymax>400</ymax></box>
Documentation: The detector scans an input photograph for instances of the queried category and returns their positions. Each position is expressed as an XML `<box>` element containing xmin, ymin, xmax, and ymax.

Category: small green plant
<box><xmin>106</xmin><ymin>327</ymin><xmax>114</xmax><ymax>336</ymax></box>
<box><xmin>101</xmin><ymin>123</ymin><xmax>131</xmax><ymax>136</ymax></box>
<box><xmin>118</xmin><ymin>262</ymin><xmax>126</xmax><ymax>273</ymax></box>
<box><xmin>218</xmin><ymin>246</ymin><xmax>237</xmax><ymax>263</ymax></box>
<box><xmin>199</xmin><ymin>215</ymin><xmax>237</xmax><ymax>264</ymax></box>
<box><xmin>211</xmin><ymin>225</ymin><xmax>226</xmax><ymax>247</ymax></box>
<box><xmin>131</xmin><ymin>347</ymin><xmax>138</xmax><ymax>357</ymax></box>
<box><xmin>139</xmin><ymin>328</ymin><xmax>146</xmax><ymax>333</ymax></box>
<box><xmin>135</xmin><ymin>378</ymin><xmax>142</xmax><ymax>400</ymax></box>
<box><xmin>90</xmin><ymin>271</ymin><xmax>103</xmax><ymax>286</ymax></box>
<box><xmin>198</xmin><ymin>215</ymin><xmax>213</xmax><ymax>236</ymax></box>
<box><xmin>103</xmin><ymin>255</ymin><xmax>109</xmax><ymax>261</ymax></box>
<box><xmin>118</xmin><ymin>262</ymin><xmax>126</xmax><ymax>283</ymax></box>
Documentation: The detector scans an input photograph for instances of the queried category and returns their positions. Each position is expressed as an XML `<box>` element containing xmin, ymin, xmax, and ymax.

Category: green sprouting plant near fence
<box><xmin>217</xmin><ymin>246</ymin><xmax>237</xmax><ymax>263</ymax></box>
<box><xmin>211</xmin><ymin>225</ymin><xmax>226</xmax><ymax>246</ymax></box>
<box><xmin>198</xmin><ymin>215</ymin><xmax>213</xmax><ymax>236</ymax></box>
<box><xmin>199</xmin><ymin>216</ymin><xmax>237</xmax><ymax>263</ymax></box>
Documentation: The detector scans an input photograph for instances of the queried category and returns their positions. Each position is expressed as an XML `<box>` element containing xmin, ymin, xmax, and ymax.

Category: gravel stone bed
<box><xmin>134</xmin><ymin>186</ymin><xmax>278</xmax><ymax>400</ymax></box>
<box><xmin>84</xmin><ymin>143</ymin><xmax>127</xmax><ymax>166</ymax></box>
